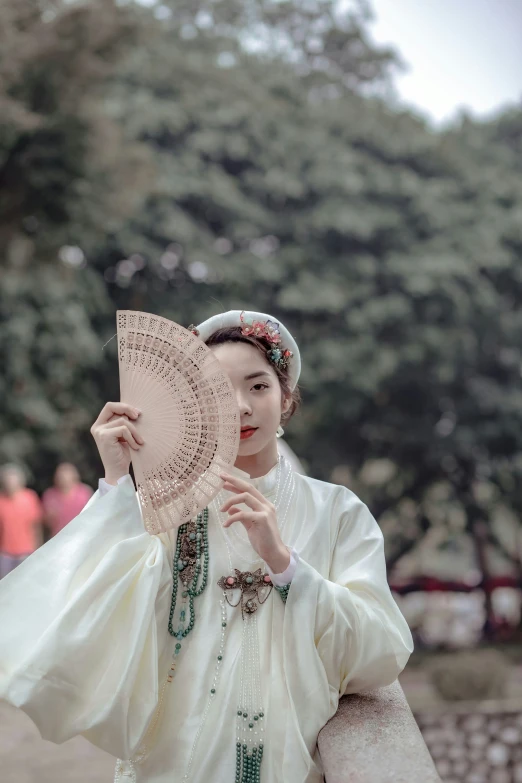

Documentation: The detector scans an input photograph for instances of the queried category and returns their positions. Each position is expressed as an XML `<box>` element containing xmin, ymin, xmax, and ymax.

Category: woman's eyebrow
<box><xmin>244</xmin><ymin>371</ymin><xmax>271</xmax><ymax>380</ymax></box>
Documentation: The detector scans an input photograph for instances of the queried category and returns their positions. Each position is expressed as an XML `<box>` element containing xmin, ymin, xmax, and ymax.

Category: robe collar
<box><xmin>226</xmin><ymin>457</ymin><xmax>281</xmax><ymax>499</ymax></box>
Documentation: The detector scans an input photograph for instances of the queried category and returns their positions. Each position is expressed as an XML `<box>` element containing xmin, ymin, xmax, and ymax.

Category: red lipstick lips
<box><xmin>240</xmin><ymin>427</ymin><xmax>258</xmax><ymax>440</ymax></box>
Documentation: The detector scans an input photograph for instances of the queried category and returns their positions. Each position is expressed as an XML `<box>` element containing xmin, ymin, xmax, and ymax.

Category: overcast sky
<box><xmin>137</xmin><ymin>0</ymin><xmax>521</xmax><ymax>126</ymax></box>
<box><xmin>368</xmin><ymin>0</ymin><xmax>522</xmax><ymax>125</ymax></box>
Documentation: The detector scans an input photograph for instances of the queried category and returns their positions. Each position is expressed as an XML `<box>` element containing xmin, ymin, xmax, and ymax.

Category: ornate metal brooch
<box><xmin>218</xmin><ymin>568</ymin><xmax>273</xmax><ymax>619</ymax></box>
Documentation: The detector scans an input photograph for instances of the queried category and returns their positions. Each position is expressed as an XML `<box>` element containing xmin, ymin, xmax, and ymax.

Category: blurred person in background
<box><xmin>42</xmin><ymin>462</ymin><xmax>93</xmax><ymax>538</ymax></box>
<box><xmin>0</xmin><ymin>464</ymin><xmax>43</xmax><ymax>579</ymax></box>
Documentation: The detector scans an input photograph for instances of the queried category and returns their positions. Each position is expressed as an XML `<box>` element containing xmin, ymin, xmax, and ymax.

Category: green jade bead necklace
<box><xmin>168</xmin><ymin>507</ymin><xmax>210</xmax><ymax>648</ymax></box>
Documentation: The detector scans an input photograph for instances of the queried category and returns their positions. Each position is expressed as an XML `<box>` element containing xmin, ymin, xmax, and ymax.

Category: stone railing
<box><xmin>318</xmin><ymin>680</ymin><xmax>441</xmax><ymax>782</ymax></box>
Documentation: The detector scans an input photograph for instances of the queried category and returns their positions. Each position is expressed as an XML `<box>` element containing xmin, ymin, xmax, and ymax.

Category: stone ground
<box><xmin>0</xmin><ymin>700</ymin><xmax>115</xmax><ymax>783</ymax></box>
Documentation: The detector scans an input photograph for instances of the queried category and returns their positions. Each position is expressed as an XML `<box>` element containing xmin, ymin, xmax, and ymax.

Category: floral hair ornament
<box><xmin>194</xmin><ymin>310</ymin><xmax>301</xmax><ymax>390</ymax></box>
<box><xmin>239</xmin><ymin>311</ymin><xmax>293</xmax><ymax>372</ymax></box>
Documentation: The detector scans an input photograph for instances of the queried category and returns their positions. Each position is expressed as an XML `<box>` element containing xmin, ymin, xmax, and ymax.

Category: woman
<box><xmin>41</xmin><ymin>462</ymin><xmax>93</xmax><ymax>538</ymax></box>
<box><xmin>0</xmin><ymin>310</ymin><xmax>413</xmax><ymax>783</ymax></box>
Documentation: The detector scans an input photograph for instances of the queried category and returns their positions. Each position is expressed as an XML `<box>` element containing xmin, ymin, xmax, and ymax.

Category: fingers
<box><xmin>220</xmin><ymin>473</ymin><xmax>253</xmax><ymax>493</ymax></box>
<box><xmin>93</xmin><ymin>402</ymin><xmax>141</xmax><ymax>428</ymax></box>
<box><xmin>104</xmin><ymin>417</ymin><xmax>144</xmax><ymax>445</ymax></box>
<box><xmin>104</xmin><ymin>424</ymin><xmax>142</xmax><ymax>451</ymax></box>
<box><xmin>220</xmin><ymin>490</ymin><xmax>264</xmax><ymax>513</ymax></box>
<box><xmin>220</xmin><ymin>474</ymin><xmax>266</xmax><ymax>503</ymax></box>
<box><xmin>223</xmin><ymin>511</ymin><xmax>263</xmax><ymax>528</ymax></box>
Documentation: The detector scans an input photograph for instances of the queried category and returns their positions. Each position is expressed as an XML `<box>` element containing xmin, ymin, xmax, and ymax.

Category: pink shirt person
<box><xmin>42</xmin><ymin>463</ymin><xmax>93</xmax><ymax>537</ymax></box>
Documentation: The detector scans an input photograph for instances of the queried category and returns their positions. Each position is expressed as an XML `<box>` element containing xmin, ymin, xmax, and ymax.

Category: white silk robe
<box><xmin>0</xmin><ymin>458</ymin><xmax>413</xmax><ymax>782</ymax></box>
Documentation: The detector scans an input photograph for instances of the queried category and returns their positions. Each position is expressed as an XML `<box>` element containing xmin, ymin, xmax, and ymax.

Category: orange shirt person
<box><xmin>0</xmin><ymin>464</ymin><xmax>43</xmax><ymax>579</ymax></box>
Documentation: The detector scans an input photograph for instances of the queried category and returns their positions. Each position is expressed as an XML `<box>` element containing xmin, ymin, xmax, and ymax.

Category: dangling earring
<box><xmin>276</xmin><ymin>425</ymin><xmax>284</xmax><ymax>439</ymax></box>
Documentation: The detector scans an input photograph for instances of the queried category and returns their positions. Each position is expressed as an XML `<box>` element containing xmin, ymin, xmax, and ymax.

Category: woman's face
<box><xmin>54</xmin><ymin>463</ymin><xmax>79</xmax><ymax>490</ymax></box>
<box><xmin>1</xmin><ymin>468</ymin><xmax>24</xmax><ymax>495</ymax></box>
<box><xmin>210</xmin><ymin>342</ymin><xmax>291</xmax><ymax>457</ymax></box>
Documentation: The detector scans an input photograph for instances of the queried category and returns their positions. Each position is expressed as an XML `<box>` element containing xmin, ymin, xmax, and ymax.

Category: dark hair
<box><xmin>205</xmin><ymin>326</ymin><xmax>301</xmax><ymax>425</ymax></box>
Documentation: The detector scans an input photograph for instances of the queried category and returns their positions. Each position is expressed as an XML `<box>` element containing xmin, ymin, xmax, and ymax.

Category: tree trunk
<box><xmin>470</xmin><ymin>515</ymin><xmax>496</xmax><ymax>641</ymax></box>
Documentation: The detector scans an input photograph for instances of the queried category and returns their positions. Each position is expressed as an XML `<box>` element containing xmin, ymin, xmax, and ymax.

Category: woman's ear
<box><xmin>282</xmin><ymin>394</ymin><xmax>292</xmax><ymax>416</ymax></box>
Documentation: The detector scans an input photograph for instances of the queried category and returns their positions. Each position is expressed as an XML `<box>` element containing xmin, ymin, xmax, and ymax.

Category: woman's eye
<box><xmin>252</xmin><ymin>383</ymin><xmax>269</xmax><ymax>391</ymax></box>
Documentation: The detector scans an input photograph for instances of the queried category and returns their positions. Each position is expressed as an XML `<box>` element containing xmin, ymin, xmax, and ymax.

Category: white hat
<box><xmin>195</xmin><ymin>310</ymin><xmax>301</xmax><ymax>390</ymax></box>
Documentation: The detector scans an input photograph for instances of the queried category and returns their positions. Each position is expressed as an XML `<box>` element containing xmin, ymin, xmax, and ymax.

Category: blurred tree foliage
<box><xmin>0</xmin><ymin>0</ymin><xmax>153</xmax><ymax>481</ymax></box>
<box><xmin>1</xmin><ymin>0</ymin><xmax>522</xmax><ymax>591</ymax></box>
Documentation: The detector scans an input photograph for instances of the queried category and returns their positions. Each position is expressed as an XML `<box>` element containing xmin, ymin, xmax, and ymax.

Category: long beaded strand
<box><xmin>115</xmin><ymin>508</ymin><xmax>213</xmax><ymax>783</ymax></box>
<box><xmin>181</xmin><ymin>596</ymin><xmax>229</xmax><ymax>782</ymax></box>
<box><xmin>168</xmin><ymin>507</ymin><xmax>210</xmax><ymax>649</ymax></box>
<box><xmin>217</xmin><ymin>518</ymin><xmax>269</xmax><ymax>783</ymax></box>
<box><xmin>169</xmin><ymin>506</ymin><xmax>231</xmax><ymax>783</ymax></box>
<box><xmin>236</xmin><ymin>609</ymin><xmax>264</xmax><ymax>783</ymax></box>
<box><xmin>215</xmin><ymin>457</ymin><xmax>296</xmax><ymax>783</ymax></box>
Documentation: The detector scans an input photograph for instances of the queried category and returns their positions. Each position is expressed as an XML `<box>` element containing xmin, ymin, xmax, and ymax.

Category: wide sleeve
<box><xmin>0</xmin><ymin>475</ymin><xmax>173</xmax><ymax>760</ymax></box>
<box><xmin>282</xmin><ymin>490</ymin><xmax>413</xmax><ymax>723</ymax></box>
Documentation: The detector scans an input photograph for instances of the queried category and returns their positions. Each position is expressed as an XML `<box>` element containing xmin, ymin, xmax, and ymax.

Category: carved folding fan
<box><xmin>117</xmin><ymin>310</ymin><xmax>240</xmax><ymax>534</ymax></box>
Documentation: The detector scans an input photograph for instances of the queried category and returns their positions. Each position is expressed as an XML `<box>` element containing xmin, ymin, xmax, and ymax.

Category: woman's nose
<box><xmin>235</xmin><ymin>393</ymin><xmax>252</xmax><ymax>416</ymax></box>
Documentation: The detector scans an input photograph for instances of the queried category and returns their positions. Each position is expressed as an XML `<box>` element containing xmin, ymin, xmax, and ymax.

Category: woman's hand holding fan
<box><xmin>90</xmin><ymin>402</ymin><xmax>145</xmax><ymax>485</ymax></box>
